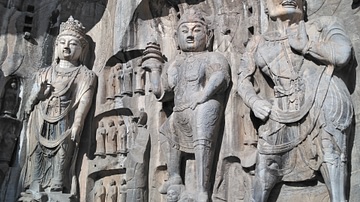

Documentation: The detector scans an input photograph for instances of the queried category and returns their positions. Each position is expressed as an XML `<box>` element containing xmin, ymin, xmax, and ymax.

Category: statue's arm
<box><xmin>237</xmin><ymin>37</ymin><xmax>271</xmax><ymax>121</ymax></box>
<box><xmin>71</xmin><ymin>75</ymin><xmax>96</xmax><ymax>143</ymax></box>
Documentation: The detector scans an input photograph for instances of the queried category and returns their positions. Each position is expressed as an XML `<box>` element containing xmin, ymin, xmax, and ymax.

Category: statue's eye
<box><xmin>194</xmin><ymin>29</ymin><xmax>202</xmax><ymax>33</ymax></box>
<box><xmin>181</xmin><ymin>29</ymin><xmax>188</xmax><ymax>33</ymax></box>
<box><xmin>59</xmin><ymin>40</ymin><xmax>66</xmax><ymax>44</ymax></box>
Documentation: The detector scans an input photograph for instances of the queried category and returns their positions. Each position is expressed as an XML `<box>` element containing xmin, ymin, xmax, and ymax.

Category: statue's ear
<box><xmin>206</xmin><ymin>29</ymin><xmax>214</xmax><ymax>50</ymax></box>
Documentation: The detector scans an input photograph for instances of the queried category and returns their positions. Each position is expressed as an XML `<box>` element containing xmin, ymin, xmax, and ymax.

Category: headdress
<box><xmin>57</xmin><ymin>16</ymin><xmax>88</xmax><ymax>47</ymax></box>
<box><xmin>177</xmin><ymin>8</ymin><xmax>207</xmax><ymax>28</ymax></box>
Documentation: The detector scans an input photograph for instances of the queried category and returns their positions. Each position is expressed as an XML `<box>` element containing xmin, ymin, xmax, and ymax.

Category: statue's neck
<box><xmin>267</xmin><ymin>16</ymin><xmax>302</xmax><ymax>35</ymax></box>
<box><xmin>58</xmin><ymin>60</ymin><xmax>80</xmax><ymax>69</ymax></box>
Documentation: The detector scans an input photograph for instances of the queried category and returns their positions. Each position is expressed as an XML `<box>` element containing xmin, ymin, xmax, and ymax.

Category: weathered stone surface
<box><xmin>0</xmin><ymin>0</ymin><xmax>359</xmax><ymax>202</ymax></box>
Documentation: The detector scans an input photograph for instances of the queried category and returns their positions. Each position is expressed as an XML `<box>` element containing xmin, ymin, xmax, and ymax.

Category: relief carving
<box><xmin>142</xmin><ymin>8</ymin><xmax>230</xmax><ymax>202</ymax></box>
<box><xmin>19</xmin><ymin>16</ymin><xmax>96</xmax><ymax>202</ymax></box>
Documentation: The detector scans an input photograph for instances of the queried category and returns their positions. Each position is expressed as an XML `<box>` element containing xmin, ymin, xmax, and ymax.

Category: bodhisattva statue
<box><xmin>237</xmin><ymin>0</ymin><xmax>354</xmax><ymax>201</ymax></box>
<box><xmin>142</xmin><ymin>9</ymin><xmax>230</xmax><ymax>202</ymax></box>
<box><xmin>22</xmin><ymin>16</ymin><xmax>96</xmax><ymax>198</ymax></box>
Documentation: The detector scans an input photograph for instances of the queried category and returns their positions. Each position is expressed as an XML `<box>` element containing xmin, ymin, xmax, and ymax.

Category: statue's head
<box><xmin>265</xmin><ymin>0</ymin><xmax>305</xmax><ymax>20</ymax></box>
<box><xmin>176</xmin><ymin>9</ymin><xmax>212</xmax><ymax>52</ymax></box>
<box><xmin>54</xmin><ymin>16</ymin><xmax>88</xmax><ymax>64</ymax></box>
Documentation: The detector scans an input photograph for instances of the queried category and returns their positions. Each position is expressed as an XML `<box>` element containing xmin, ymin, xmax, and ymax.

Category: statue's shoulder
<box><xmin>307</xmin><ymin>16</ymin><xmax>346</xmax><ymax>34</ymax></box>
<box><xmin>79</xmin><ymin>65</ymin><xmax>96</xmax><ymax>79</ymax></box>
<box><xmin>206</xmin><ymin>52</ymin><xmax>229</xmax><ymax>66</ymax></box>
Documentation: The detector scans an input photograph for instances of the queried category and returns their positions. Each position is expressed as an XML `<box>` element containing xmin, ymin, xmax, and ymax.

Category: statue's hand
<box><xmin>287</xmin><ymin>21</ymin><xmax>309</xmax><ymax>53</ymax></box>
<box><xmin>190</xmin><ymin>94</ymin><xmax>207</xmax><ymax>110</ymax></box>
<box><xmin>71</xmin><ymin>125</ymin><xmax>81</xmax><ymax>144</ymax></box>
<box><xmin>252</xmin><ymin>99</ymin><xmax>272</xmax><ymax>121</ymax></box>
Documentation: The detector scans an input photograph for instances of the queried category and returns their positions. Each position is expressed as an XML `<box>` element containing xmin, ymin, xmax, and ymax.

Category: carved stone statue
<box><xmin>94</xmin><ymin>180</ymin><xmax>106</xmax><ymax>202</ymax></box>
<box><xmin>142</xmin><ymin>9</ymin><xmax>230</xmax><ymax>202</ymax></box>
<box><xmin>106</xmin><ymin>179</ymin><xmax>117</xmax><ymax>202</ymax></box>
<box><xmin>21</xmin><ymin>16</ymin><xmax>96</xmax><ymax>199</ymax></box>
<box><xmin>95</xmin><ymin>121</ymin><xmax>106</xmax><ymax>156</ymax></box>
<box><xmin>237</xmin><ymin>0</ymin><xmax>354</xmax><ymax>201</ymax></box>
<box><xmin>116</xmin><ymin>119</ymin><xmax>127</xmax><ymax>155</ymax></box>
<box><xmin>106</xmin><ymin>120</ymin><xmax>117</xmax><ymax>155</ymax></box>
<box><xmin>105</xmin><ymin>65</ymin><xmax>116</xmax><ymax>101</ymax></box>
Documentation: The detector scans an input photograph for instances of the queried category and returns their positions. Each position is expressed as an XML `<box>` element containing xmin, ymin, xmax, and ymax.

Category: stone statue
<box><xmin>95</xmin><ymin>121</ymin><xmax>106</xmax><ymax>156</ymax></box>
<box><xmin>142</xmin><ymin>9</ymin><xmax>230</xmax><ymax>202</ymax></box>
<box><xmin>106</xmin><ymin>179</ymin><xmax>117</xmax><ymax>202</ymax></box>
<box><xmin>116</xmin><ymin>118</ymin><xmax>127</xmax><ymax>156</ymax></box>
<box><xmin>237</xmin><ymin>0</ymin><xmax>354</xmax><ymax>201</ymax></box>
<box><xmin>106</xmin><ymin>120</ymin><xmax>117</xmax><ymax>155</ymax></box>
<box><xmin>94</xmin><ymin>180</ymin><xmax>106</xmax><ymax>202</ymax></box>
<box><xmin>21</xmin><ymin>16</ymin><xmax>96</xmax><ymax>198</ymax></box>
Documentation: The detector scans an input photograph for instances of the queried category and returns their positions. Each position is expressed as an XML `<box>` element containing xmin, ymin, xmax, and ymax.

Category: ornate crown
<box><xmin>177</xmin><ymin>8</ymin><xmax>207</xmax><ymax>28</ymax></box>
<box><xmin>58</xmin><ymin>16</ymin><xmax>87</xmax><ymax>46</ymax></box>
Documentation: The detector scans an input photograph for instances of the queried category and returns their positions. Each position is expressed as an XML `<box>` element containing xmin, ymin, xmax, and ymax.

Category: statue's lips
<box><xmin>281</xmin><ymin>0</ymin><xmax>297</xmax><ymax>7</ymax></box>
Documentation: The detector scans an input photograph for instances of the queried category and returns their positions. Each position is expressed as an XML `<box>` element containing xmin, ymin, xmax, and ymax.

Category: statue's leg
<box><xmin>51</xmin><ymin>145</ymin><xmax>65</xmax><ymax>191</ymax></box>
<box><xmin>251</xmin><ymin>154</ymin><xmax>280</xmax><ymax>202</ymax></box>
<box><xmin>194</xmin><ymin>100</ymin><xmax>222</xmax><ymax>202</ymax></box>
<box><xmin>320</xmin><ymin>130</ymin><xmax>347</xmax><ymax>202</ymax></box>
<box><xmin>159</xmin><ymin>135</ymin><xmax>182</xmax><ymax>194</ymax></box>
<box><xmin>194</xmin><ymin>139</ymin><xmax>213</xmax><ymax>202</ymax></box>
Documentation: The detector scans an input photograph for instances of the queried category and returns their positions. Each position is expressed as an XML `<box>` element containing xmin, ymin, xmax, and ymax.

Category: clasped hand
<box><xmin>286</xmin><ymin>21</ymin><xmax>309</xmax><ymax>53</ymax></box>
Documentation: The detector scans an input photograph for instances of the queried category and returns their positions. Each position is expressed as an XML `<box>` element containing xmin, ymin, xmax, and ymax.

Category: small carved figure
<box><xmin>1</xmin><ymin>78</ymin><xmax>20</xmax><ymax>118</ymax></box>
<box><xmin>237</xmin><ymin>0</ymin><xmax>354</xmax><ymax>201</ymax></box>
<box><xmin>113</xmin><ymin>63</ymin><xmax>123</xmax><ymax>98</ymax></box>
<box><xmin>134</xmin><ymin>61</ymin><xmax>145</xmax><ymax>95</ymax></box>
<box><xmin>118</xmin><ymin>178</ymin><xmax>127</xmax><ymax>202</ymax></box>
<box><xmin>95</xmin><ymin>121</ymin><xmax>107</xmax><ymax>156</ymax></box>
<box><xmin>94</xmin><ymin>180</ymin><xmax>106</xmax><ymax>202</ymax></box>
<box><xmin>106</xmin><ymin>179</ymin><xmax>118</xmax><ymax>202</ymax></box>
<box><xmin>105</xmin><ymin>65</ymin><xmax>117</xmax><ymax>101</ymax></box>
<box><xmin>106</xmin><ymin>120</ymin><xmax>117</xmax><ymax>155</ymax></box>
<box><xmin>142</xmin><ymin>9</ymin><xmax>230</xmax><ymax>202</ymax></box>
<box><xmin>116</xmin><ymin>119</ymin><xmax>127</xmax><ymax>155</ymax></box>
<box><xmin>167</xmin><ymin>185</ymin><xmax>184</xmax><ymax>202</ymax></box>
<box><xmin>120</xmin><ymin>63</ymin><xmax>133</xmax><ymax>97</ymax></box>
<box><xmin>21</xmin><ymin>16</ymin><xmax>96</xmax><ymax>196</ymax></box>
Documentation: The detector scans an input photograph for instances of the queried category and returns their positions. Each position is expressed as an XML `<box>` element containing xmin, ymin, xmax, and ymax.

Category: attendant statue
<box><xmin>142</xmin><ymin>9</ymin><xmax>230</xmax><ymax>202</ymax></box>
<box><xmin>22</xmin><ymin>16</ymin><xmax>96</xmax><ymax>196</ymax></box>
<box><xmin>95</xmin><ymin>121</ymin><xmax>106</xmax><ymax>156</ymax></box>
<box><xmin>237</xmin><ymin>0</ymin><xmax>354</xmax><ymax>201</ymax></box>
<box><xmin>118</xmin><ymin>178</ymin><xmax>127</xmax><ymax>202</ymax></box>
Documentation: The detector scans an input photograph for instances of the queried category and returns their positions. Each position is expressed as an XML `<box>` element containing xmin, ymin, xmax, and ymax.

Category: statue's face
<box><xmin>267</xmin><ymin>0</ymin><xmax>304</xmax><ymax>19</ymax></box>
<box><xmin>56</xmin><ymin>35</ymin><xmax>83</xmax><ymax>62</ymax></box>
<box><xmin>177</xmin><ymin>22</ymin><xmax>207</xmax><ymax>52</ymax></box>
<box><xmin>166</xmin><ymin>189</ymin><xmax>180</xmax><ymax>202</ymax></box>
